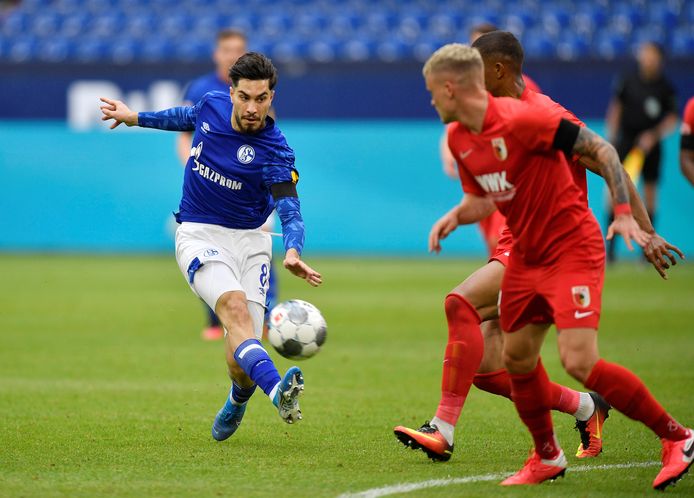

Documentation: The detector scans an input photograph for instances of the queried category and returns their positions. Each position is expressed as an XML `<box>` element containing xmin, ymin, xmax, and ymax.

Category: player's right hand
<box><xmin>99</xmin><ymin>97</ymin><xmax>138</xmax><ymax>129</ymax></box>
<box><xmin>428</xmin><ymin>212</ymin><xmax>459</xmax><ymax>254</ymax></box>
<box><xmin>283</xmin><ymin>249</ymin><xmax>322</xmax><ymax>287</ymax></box>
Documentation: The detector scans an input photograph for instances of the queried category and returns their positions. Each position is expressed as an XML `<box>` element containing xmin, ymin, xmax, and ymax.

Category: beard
<box><xmin>233</xmin><ymin>110</ymin><xmax>264</xmax><ymax>134</ymax></box>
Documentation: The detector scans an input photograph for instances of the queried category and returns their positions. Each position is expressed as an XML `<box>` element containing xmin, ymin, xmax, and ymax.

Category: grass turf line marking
<box><xmin>337</xmin><ymin>461</ymin><xmax>659</xmax><ymax>498</ymax></box>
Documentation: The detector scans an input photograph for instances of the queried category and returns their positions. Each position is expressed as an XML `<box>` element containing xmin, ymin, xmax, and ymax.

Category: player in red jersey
<box><xmin>680</xmin><ymin>96</ymin><xmax>694</xmax><ymax>186</ymax></box>
<box><xmin>394</xmin><ymin>31</ymin><xmax>683</xmax><ymax>464</ymax></box>
<box><xmin>440</xmin><ymin>24</ymin><xmax>541</xmax><ymax>254</ymax></box>
<box><xmin>419</xmin><ymin>43</ymin><xmax>692</xmax><ymax>490</ymax></box>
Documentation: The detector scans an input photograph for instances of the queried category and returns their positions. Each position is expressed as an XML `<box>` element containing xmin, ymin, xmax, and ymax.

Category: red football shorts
<box><xmin>499</xmin><ymin>235</ymin><xmax>605</xmax><ymax>333</ymax></box>
<box><xmin>489</xmin><ymin>225</ymin><xmax>513</xmax><ymax>267</ymax></box>
<box><xmin>478</xmin><ymin>210</ymin><xmax>506</xmax><ymax>256</ymax></box>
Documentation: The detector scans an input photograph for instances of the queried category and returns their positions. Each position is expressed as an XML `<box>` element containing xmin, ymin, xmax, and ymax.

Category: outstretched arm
<box><xmin>428</xmin><ymin>194</ymin><xmax>496</xmax><ymax>254</ymax></box>
<box><xmin>578</xmin><ymin>155</ymin><xmax>683</xmax><ymax>278</ymax></box>
<box><xmin>271</xmin><ymin>182</ymin><xmax>322</xmax><ymax>287</ymax></box>
<box><xmin>560</xmin><ymin>122</ymin><xmax>649</xmax><ymax>250</ymax></box>
<box><xmin>99</xmin><ymin>97</ymin><xmax>197</xmax><ymax>131</ymax></box>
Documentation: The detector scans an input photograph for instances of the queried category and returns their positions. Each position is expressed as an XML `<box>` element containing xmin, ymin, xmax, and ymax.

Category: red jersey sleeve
<box><xmin>447</xmin><ymin>124</ymin><xmax>486</xmax><ymax>196</ymax></box>
<box><xmin>507</xmin><ymin>102</ymin><xmax>565</xmax><ymax>153</ymax></box>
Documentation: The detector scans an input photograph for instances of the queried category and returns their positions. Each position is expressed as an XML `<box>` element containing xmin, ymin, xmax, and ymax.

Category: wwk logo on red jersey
<box><xmin>475</xmin><ymin>171</ymin><xmax>514</xmax><ymax>194</ymax></box>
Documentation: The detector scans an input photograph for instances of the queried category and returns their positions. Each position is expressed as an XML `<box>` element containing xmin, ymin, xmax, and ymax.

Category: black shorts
<box><xmin>616</xmin><ymin>134</ymin><xmax>662</xmax><ymax>183</ymax></box>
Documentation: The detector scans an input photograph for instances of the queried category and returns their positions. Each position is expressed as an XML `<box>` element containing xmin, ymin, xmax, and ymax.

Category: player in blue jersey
<box><xmin>99</xmin><ymin>52</ymin><xmax>322</xmax><ymax>439</ymax></box>
<box><xmin>175</xmin><ymin>29</ymin><xmax>281</xmax><ymax>342</ymax></box>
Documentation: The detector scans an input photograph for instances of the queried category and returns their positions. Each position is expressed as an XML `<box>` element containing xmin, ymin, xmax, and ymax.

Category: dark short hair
<box><xmin>216</xmin><ymin>29</ymin><xmax>247</xmax><ymax>44</ymax></box>
<box><xmin>470</xmin><ymin>22</ymin><xmax>498</xmax><ymax>37</ymax></box>
<box><xmin>472</xmin><ymin>31</ymin><xmax>524</xmax><ymax>72</ymax></box>
<box><xmin>229</xmin><ymin>52</ymin><xmax>278</xmax><ymax>90</ymax></box>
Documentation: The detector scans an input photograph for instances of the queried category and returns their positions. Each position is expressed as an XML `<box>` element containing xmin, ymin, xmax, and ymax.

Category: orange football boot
<box><xmin>393</xmin><ymin>421</ymin><xmax>453</xmax><ymax>461</ymax></box>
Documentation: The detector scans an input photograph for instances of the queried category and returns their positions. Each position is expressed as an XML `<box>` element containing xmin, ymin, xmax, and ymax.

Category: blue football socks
<box><xmin>233</xmin><ymin>339</ymin><xmax>281</xmax><ymax>396</ymax></box>
<box><xmin>230</xmin><ymin>381</ymin><xmax>257</xmax><ymax>405</ymax></box>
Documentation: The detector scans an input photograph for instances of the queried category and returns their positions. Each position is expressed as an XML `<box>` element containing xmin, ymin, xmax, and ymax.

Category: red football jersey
<box><xmin>448</xmin><ymin>94</ymin><xmax>599</xmax><ymax>265</ymax></box>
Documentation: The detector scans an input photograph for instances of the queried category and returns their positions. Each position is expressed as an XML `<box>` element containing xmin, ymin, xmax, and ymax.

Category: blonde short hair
<box><xmin>422</xmin><ymin>43</ymin><xmax>484</xmax><ymax>82</ymax></box>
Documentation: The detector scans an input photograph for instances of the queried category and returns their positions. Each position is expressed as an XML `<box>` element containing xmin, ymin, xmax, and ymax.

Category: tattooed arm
<box><xmin>553</xmin><ymin>119</ymin><xmax>649</xmax><ymax>251</ymax></box>
<box><xmin>572</xmin><ymin>126</ymin><xmax>630</xmax><ymax>207</ymax></box>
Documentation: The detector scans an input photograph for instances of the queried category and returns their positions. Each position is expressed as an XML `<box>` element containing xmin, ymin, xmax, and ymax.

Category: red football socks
<box><xmin>435</xmin><ymin>294</ymin><xmax>484</xmax><ymax>425</ymax></box>
<box><xmin>585</xmin><ymin>359</ymin><xmax>688</xmax><ymax>441</ymax></box>
<box><xmin>473</xmin><ymin>369</ymin><xmax>512</xmax><ymax>398</ymax></box>
<box><xmin>474</xmin><ymin>369</ymin><xmax>581</xmax><ymax>416</ymax></box>
<box><xmin>509</xmin><ymin>359</ymin><xmax>561</xmax><ymax>460</ymax></box>
<box><xmin>550</xmin><ymin>382</ymin><xmax>580</xmax><ymax>415</ymax></box>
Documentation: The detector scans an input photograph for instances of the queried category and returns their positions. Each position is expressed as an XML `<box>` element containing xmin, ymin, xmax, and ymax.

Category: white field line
<box><xmin>337</xmin><ymin>461</ymin><xmax>660</xmax><ymax>498</ymax></box>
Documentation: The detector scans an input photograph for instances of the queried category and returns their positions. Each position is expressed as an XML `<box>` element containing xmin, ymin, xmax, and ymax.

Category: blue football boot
<box><xmin>273</xmin><ymin>366</ymin><xmax>304</xmax><ymax>424</ymax></box>
<box><xmin>211</xmin><ymin>397</ymin><xmax>247</xmax><ymax>441</ymax></box>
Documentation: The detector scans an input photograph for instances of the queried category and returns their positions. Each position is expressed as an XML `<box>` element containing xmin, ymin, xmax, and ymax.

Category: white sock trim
<box><xmin>237</xmin><ymin>343</ymin><xmax>265</xmax><ymax>359</ymax></box>
<box><xmin>573</xmin><ymin>392</ymin><xmax>595</xmax><ymax>421</ymax></box>
<box><xmin>431</xmin><ymin>416</ymin><xmax>455</xmax><ymax>446</ymax></box>
<box><xmin>269</xmin><ymin>382</ymin><xmax>280</xmax><ymax>401</ymax></box>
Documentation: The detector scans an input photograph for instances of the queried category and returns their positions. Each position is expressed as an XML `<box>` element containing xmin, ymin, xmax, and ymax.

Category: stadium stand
<box><xmin>0</xmin><ymin>0</ymin><xmax>692</xmax><ymax>64</ymax></box>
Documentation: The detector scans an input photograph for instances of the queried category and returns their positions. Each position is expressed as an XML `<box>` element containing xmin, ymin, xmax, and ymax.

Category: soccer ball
<box><xmin>267</xmin><ymin>299</ymin><xmax>327</xmax><ymax>360</ymax></box>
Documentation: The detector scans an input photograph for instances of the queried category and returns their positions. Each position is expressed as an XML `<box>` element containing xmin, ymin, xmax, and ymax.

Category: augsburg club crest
<box><xmin>571</xmin><ymin>286</ymin><xmax>591</xmax><ymax>308</ymax></box>
<box><xmin>491</xmin><ymin>137</ymin><xmax>508</xmax><ymax>161</ymax></box>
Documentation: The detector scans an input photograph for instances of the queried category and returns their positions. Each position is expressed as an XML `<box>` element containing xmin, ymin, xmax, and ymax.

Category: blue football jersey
<box><xmin>174</xmin><ymin>91</ymin><xmax>297</xmax><ymax>229</ymax></box>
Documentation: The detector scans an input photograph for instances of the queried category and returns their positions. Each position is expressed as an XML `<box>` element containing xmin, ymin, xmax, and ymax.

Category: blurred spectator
<box><xmin>681</xmin><ymin>96</ymin><xmax>694</xmax><ymax>187</ymax></box>
<box><xmin>605</xmin><ymin>41</ymin><xmax>678</xmax><ymax>262</ymax></box>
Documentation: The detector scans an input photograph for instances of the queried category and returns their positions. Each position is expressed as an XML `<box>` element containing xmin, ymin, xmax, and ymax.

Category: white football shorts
<box><xmin>175</xmin><ymin>221</ymin><xmax>272</xmax><ymax>313</ymax></box>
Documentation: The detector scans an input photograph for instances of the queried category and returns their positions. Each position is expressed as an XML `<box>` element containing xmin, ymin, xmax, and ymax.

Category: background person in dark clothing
<box><xmin>605</xmin><ymin>41</ymin><xmax>678</xmax><ymax>262</ymax></box>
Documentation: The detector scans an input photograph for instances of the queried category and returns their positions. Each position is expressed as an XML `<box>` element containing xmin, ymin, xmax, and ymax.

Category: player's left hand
<box><xmin>284</xmin><ymin>249</ymin><xmax>322</xmax><ymax>287</ymax></box>
<box><xmin>643</xmin><ymin>233</ymin><xmax>685</xmax><ymax>280</ymax></box>
<box><xmin>606</xmin><ymin>214</ymin><xmax>650</xmax><ymax>251</ymax></box>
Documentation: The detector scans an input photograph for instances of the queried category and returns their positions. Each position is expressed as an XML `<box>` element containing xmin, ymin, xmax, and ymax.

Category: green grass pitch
<box><xmin>1</xmin><ymin>255</ymin><xmax>692</xmax><ymax>497</ymax></box>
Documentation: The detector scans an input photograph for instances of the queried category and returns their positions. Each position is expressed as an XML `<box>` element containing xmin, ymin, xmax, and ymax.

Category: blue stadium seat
<box><xmin>270</xmin><ymin>40</ymin><xmax>307</xmax><ymax>63</ymax></box>
<box><xmin>7</xmin><ymin>37</ymin><xmax>38</xmax><ymax>63</ymax></box>
<box><xmin>648</xmin><ymin>2</ymin><xmax>679</xmax><ymax>30</ymax></box>
<box><xmin>124</xmin><ymin>13</ymin><xmax>157</xmax><ymax>39</ymax></box>
<box><xmin>556</xmin><ymin>33</ymin><xmax>590</xmax><ymax>60</ymax></box>
<box><xmin>110</xmin><ymin>39</ymin><xmax>140</xmax><ymax>64</ymax></box>
<box><xmin>1</xmin><ymin>10</ymin><xmax>29</xmax><ymax>37</ymax></box>
<box><xmin>39</xmin><ymin>39</ymin><xmax>74</xmax><ymax>63</ymax></box>
<box><xmin>375</xmin><ymin>39</ymin><xmax>409</xmax><ymax>62</ymax></box>
<box><xmin>339</xmin><ymin>39</ymin><xmax>375</xmax><ymax>62</ymax></box>
<box><xmin>307</xmin><ymin>39</ymin><xmax>339</xmax><ymax>63</ymax></box>
<box><xmin>671</xmin><ymin>29</ymin><xmax>694</xmax><ymax>57</ymax></box>
<box><xmin>31</xmin><ymin>13</ymin><xmax>62</xmax><ymax>38</ymax></box>
<box><xmin>595</xmin><ymin>32</ymin><xmax>628</xmax><ymax>59</ymax></box>
<box><xmin>74</xmin><ymin>37</ymin><xmax>109</xmax><ymax>62</ymax></box>
<box><xmin>175</xmin><ymin>39</ymin><xmax>211</xmax><ymax>62</ymax></box>
<box><xmin>522</xmin><ymin>28</ymin><xmax>557</xmax><ymax>59</ymax></box>
<box><xmin>143</xmin><ymin>39</ymin><xmax>175</xmax><ymax>62</ymax></box>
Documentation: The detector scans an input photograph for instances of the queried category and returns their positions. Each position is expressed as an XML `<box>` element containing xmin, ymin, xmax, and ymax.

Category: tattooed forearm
<box><xmin>572</xmin><ymin>126</ymin><xmax>630</xmax><ymax>206</ymax></box>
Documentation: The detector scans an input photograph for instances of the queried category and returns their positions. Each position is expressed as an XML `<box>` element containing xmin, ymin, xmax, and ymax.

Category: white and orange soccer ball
<box><xmin>268</xmin><ymin>300</ymin><xmax>327</xmax><ymax>360</ymax></box>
